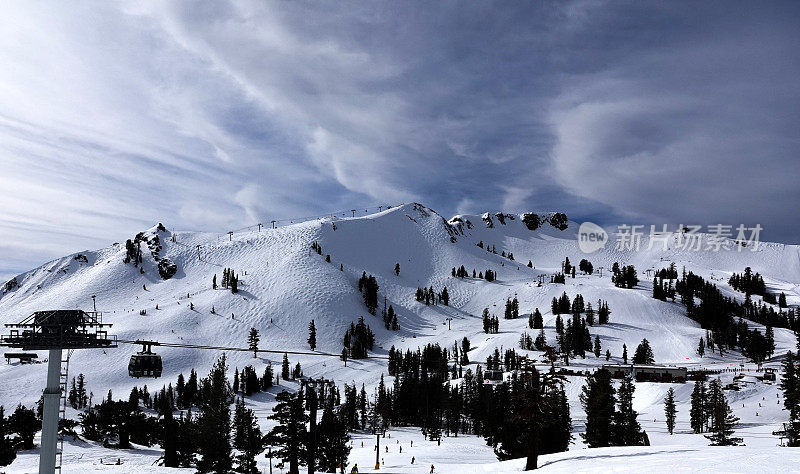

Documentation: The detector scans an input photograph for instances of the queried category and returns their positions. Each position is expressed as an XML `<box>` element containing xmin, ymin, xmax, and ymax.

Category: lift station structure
<box><xmin>1</xmin><ymin>310</ymin><xmax>116</xmax><ymax>474</ymax></box>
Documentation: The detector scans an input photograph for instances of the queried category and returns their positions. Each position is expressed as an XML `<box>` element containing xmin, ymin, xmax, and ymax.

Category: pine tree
<box><xmin>0</xmin><ymin>406</ymin><xmax>16</xmax><ymax>467</ymax></box>
<box><xmin>632</xmin><ymin>339</ymin><xmax>654</xmax><ymax>364</ymax></box>
<box><xmin>175</xmin><ymin>409</ymin><xmax>199</xmax><ymax>467</ymax></box>
<box><xmin>233</xmin><ymin>398</ymin><xmax>263</xmax><ymax>474</ymax></box>
<box><xmin>690</xmin><ymin>380</ymin><xmax>708</xmax><ymax>433</ymax></box>
<box><xmin>68</xmin><ymin>377</ymin><xmax>78</xmax><ymax>409</ymax></box>
<box><xmin>267</xmin><ymin>390</ymin><xmax>309</xmax><ymax>474</ymax></box>
<box><xmin>622</xmin><ymin>344</ymin><xmax>628</xmax><ymax>364</ymax></box>
<box><xmin>162</xmin><ymin>407</ymin><xmax>178</xmax><ymax>467</ymax></box>
<box><xmin>248</xmin><ymin>328</ymin><xmax>260</xmax><ymax>358</ymax></box>
<box><xmin>176</xmin><ymin>373</ymin><xmax>186</xmax><ymax>409</ymax></box>
<box><xmin>613</xmin><ymin>376</ymin><xmax>643</xmax><ymax>446</ymax></box>
<box><xmin>308</xmin><ymin>320</ymin><xmax>317</xmax><ymax>350</ymax></box>
<box><xmin>765</xmin><ymin>326</ymin><xmax>775</xmax><ymax>358</ymax></box>
<box><xmin>76</xmin><ymin>373</ymin><xmax>88</xmax><ymax>408</ymax></box>
<box><xmin>359</xmin><ymin>274</ymin><xmax>380</xmax><ymax>314</ymax></box>
<box><xmin>534</xmin><ymin>329</ymin><xmax>547</xmax><ymax>350</ymax></box>
<box><xmin>491</xmin><ymin>366</ymin><xmax>571</xmax><ymax>470</ymax></box>
<box><xmin>282</xmin><ymin>353</ymin><xmax>291</xmax><ymax>381</ymax></box>
<box><xmin>195</xmin><ymin>355</ymin><xmax>233</xmax><ymax>473</ymax></box>
<box><xmin>395</xmin><ymin>263</ymin><xmax>400</xmax><ymax>276</ymax></box>
<box><xmin>261</xmin><ymin>365</ymin><xmax>274</xmax><ymax>391</ymax></box>
<box><xmin>292</xmin><ymin>362</ymin><xmax>303</xmax><ymax>380</ymax></box>
<box><xmin>594</xmin><ymin>336</ymin><xmax>601</xmax><ymax>358</ymax></box>
<box><xmin>705</xmin><ymin>379</ymin><xmax>742</xmax><ymax>445</ymax></box>
<box><xmin>597</xmin><ymin>300</ymin><xmax>610</xmax><ymax>324</ymax></box>
<box><xmin>664</xmin><ymin>388</ymin><xmax>677</xmax><ymax>435</ymax></box>
<box><xmin>316</xmin><ymin>406</ymin><xmax>350</xmax><ymax>472</ymax></box>
<box><xmin>585</xmin><ymin>303</ymin><xmax>595</xmax><ymax>326</ymax></box>
<box><xmin>698</xmin><ymin>338</ymin><xmax>705</xmax><ymax>357</ymax></box>
<box><xmin>185</xmin><ymin>369</ymin><xmax>198</xmax><ymax>409</ymax></box>
<box><xmin>580</xmin><ymin>369</ymin><xmax>616</xmax><ymax>448</ymax></box>
<box><xmin>532</xmin><ymin>308</ymin><xmax>543</xmax><ymax>329</ymax></box>
<box><xmin>8</xmin><ymin>405</ymin><xmax>38</xmax><ymax>450</ymax></box>
<box><xmin>231</xmin><ymin>272</ymin><xmax>239</xmax><ymax>294</ymax></box>
<box><xmin>780</xmin><ymin>351</ymin><xmax>800</xmax><ymax>445</ymax></box>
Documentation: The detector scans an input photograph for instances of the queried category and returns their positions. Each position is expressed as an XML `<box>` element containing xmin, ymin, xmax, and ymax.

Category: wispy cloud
<box><xmin>0</xmin><ymin>1</ymin><xmax>798</xmax><ymax>279</ymax></box>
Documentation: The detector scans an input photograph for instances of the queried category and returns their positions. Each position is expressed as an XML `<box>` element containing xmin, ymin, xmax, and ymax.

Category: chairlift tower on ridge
<box><xmin>1</xmin><ymin>310</ymin><xmax>117</xmax><ymax>474</ymax></box>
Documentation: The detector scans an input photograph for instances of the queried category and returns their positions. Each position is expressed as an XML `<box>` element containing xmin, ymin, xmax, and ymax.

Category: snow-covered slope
<box><xmin>1</xmin><ymin>203</ymin><xmax>799</xmax><ymax>472</ymax></box>
<box><xmin>2</xmin><ymin>203</ymin><xmax>799</xmax><ymax>403</ymax></box>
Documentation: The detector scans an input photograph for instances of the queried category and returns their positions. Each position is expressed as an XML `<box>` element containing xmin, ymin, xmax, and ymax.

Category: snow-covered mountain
<box><xmin>2</xmin><ymin>202</ymin><xmax>800</xmax><ymax>472</ymax></box>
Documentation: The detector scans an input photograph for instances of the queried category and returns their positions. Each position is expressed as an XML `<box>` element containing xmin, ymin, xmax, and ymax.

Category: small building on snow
<box><xmin>603</xmin><ymin>364</ymin><xmax>687</xmax><ymax>383</ymax></box>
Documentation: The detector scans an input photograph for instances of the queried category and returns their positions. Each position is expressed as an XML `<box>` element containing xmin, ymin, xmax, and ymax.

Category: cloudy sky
<box><xmin>1</xmin><ymin>1</ymin><xmax>798</xmax><ymax>281</ymax></box>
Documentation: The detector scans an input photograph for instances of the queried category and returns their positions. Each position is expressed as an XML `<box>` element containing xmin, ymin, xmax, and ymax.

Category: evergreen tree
<box><xmin>176</xmin><ymin>373</ymin><xmax>186</xmax><ymax>409</ymax></box>
<box><xmin>698</xmin><ymin>338</ymin><xmax>705</xmax><ymax>357</ymax></box>
<box><xmin>358</xmin><ymin>274</ymin><xmax>380</xmax><ymax>314</ymax></box>
<box><xmin>593</xmin><ymin>336</ymin><xmax>601</xmax><ymax>358</ymax></box>
<box><xmin>247</xmin><ymin>328</ymin><xmax>259</xmax><ymax>358</ymax></box>
<box><xmin>231</xmin><ymin>273</ymin><xmax>239</xmax><ymax>294</ymax></box>
<box><xmin>531</xmin><ymin>308</ymin><xmax>543</xmax><ymax>329</ymax></box>
<box><xmin>580</xmin><ymin>369</ymin><xmax>616</xmax><ymax>448</ymax></box>
<box><xmin>534</xmin><ymin>329</ymin><xmax>547</xmax><ymax>350</ymax></box>
<box><xmin>76</xmin><ymin>373</ymin><xmax>88</xmax><ymax>408</ymax></box>
<box><xmin>597</xmin><ymin>300</ymin><xmax>610</xmax><ymax>324</ymax></box>
<box><xmin>622</xmin><ymin>344</ymin><xmax>628</xmax><ymax>364</ymax></box>
<box><xmin>705</xmin><ymin>379</ymin><xmax>742</xmax><ymax>446</ymax></box>
<box><xmin>162</xmin><ymin>407</ymin><xmax>178</xmax><ymax>467</ymax></box>
<box><xmin>308</xmin><ymin>320</ymin><xmax>317</xmax><ymax>350</ymax></box>
<box><xmin>68</xmin><ymin>377</ymin><xmax>78</xmax><ymax>409</ymax></box>
<box><xmin>282</xmin><ymin>353</ymin><xmax>291</xmax><ymax>381</ymax></box>
<box><xmin>233</xmin><ymin>398</ymin><xmax>263</xmax><ymax>474</ymax></box>
<box><xmin>174</xmin><ymin>410</ymin><xmax>198</xmax><ymax>467</ymax></box>
<box><xmin>266</xmin><ymin>390</ymin><xmax>309</xmax><ymax>474</ymax></box>
<box><xmin>8</xmin><ymin>405</ymin><xmax>38</xmax><ymax>450</ymax></box>
<box><xmin>395</xmin><ymin>263</ymin><xmax>400</xmax><ymax>276</ymax></box>
<box><xmin>664</xmin><ymin>388</ymin><xmax>677</xmax><ymax>435</ymax></box>
<box><xmin>780</xmin><ymin>351</ymin><xmax>800</xmax><ymax>445</ymax></box>
<box><xmin>460</xmin><ymin>337</ymin><xmax>471</xmax><ymax>365</ymax></box>
<box><xmin>765</xmin><ymin>326</ymin><xmax>775</xmax><ymax>358</ymax></box>
<box><xmin>491</xmin><ymin>367</ymin><xmax>571</xmax><ymax>470</ymax></box>
<box><xmin>632</xmin><ymin>339</ymin><xmax>654</xmax><ymax>364</ymax></box>
<box><xmin>441</xmin><ymin>286</ymin><xmax>450</xmax><ymax>306</ymax></box>
<box><xmin>316</xmin><ymin>406</ymin><xmax>350</xmax><ymax>472</ymax></box>
<box><xmin>613</xmin><ymin>376</ymin><xmax>643</xmax><ymax>446</ymax></box>
<box><xmin>185</xmin><ymin>370</ymin><xmax>198</xmax><ymax>408</ymax></box>
<box><xmin>690</xmin><ymin>380</ymin><xmax>708</xmax><ymax>433</ymax></box>
<box><xmin>195</xmin><ymin>355</ymin><xmax>233</xmax><ymax>473</ymax></box>
<box><xmin>342</xmin><ymin>317</ymin><xmax>375</xmax><ymax>359</ymax></box>
<box><xmin>261</xmin><ymin>364</ymin><xmax>275</xmax><ymax>391</ymax></box>
<box><xmin>0</xmin><ymin>406</ymin><xmax>16</xmax><ymax>467</ymax></box>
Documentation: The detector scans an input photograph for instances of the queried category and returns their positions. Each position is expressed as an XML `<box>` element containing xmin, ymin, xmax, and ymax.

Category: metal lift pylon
<box><xmin>1</xmin><ymin>310</ymin><xmax>116</xmax><ymax>474</ymax></box>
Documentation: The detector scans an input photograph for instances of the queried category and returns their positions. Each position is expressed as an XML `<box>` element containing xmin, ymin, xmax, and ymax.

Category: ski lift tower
<box><xmin>1</xmin><ymin>310</ymin><xmax>116</xmax><ymax>474</ymax></box>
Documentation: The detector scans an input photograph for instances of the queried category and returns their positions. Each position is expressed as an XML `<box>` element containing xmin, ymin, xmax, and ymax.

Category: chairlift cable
<box><xmin>116</xmin><ymin>339</ymin><xmax>388</xmax><ymax>360</ymax></box>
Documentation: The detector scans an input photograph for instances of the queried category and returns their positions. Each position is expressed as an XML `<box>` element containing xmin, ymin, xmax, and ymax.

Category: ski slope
<box><xmin>1</xmin><ymin>203</ymin><xmax>799</xmax><ymax>472</ymax></box>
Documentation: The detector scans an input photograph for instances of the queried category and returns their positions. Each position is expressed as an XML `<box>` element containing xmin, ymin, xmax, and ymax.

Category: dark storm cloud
<box><xmin>0</xmin><ymin>1</ymin><xmax>798</xmax><ymax>279</ymax></box>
